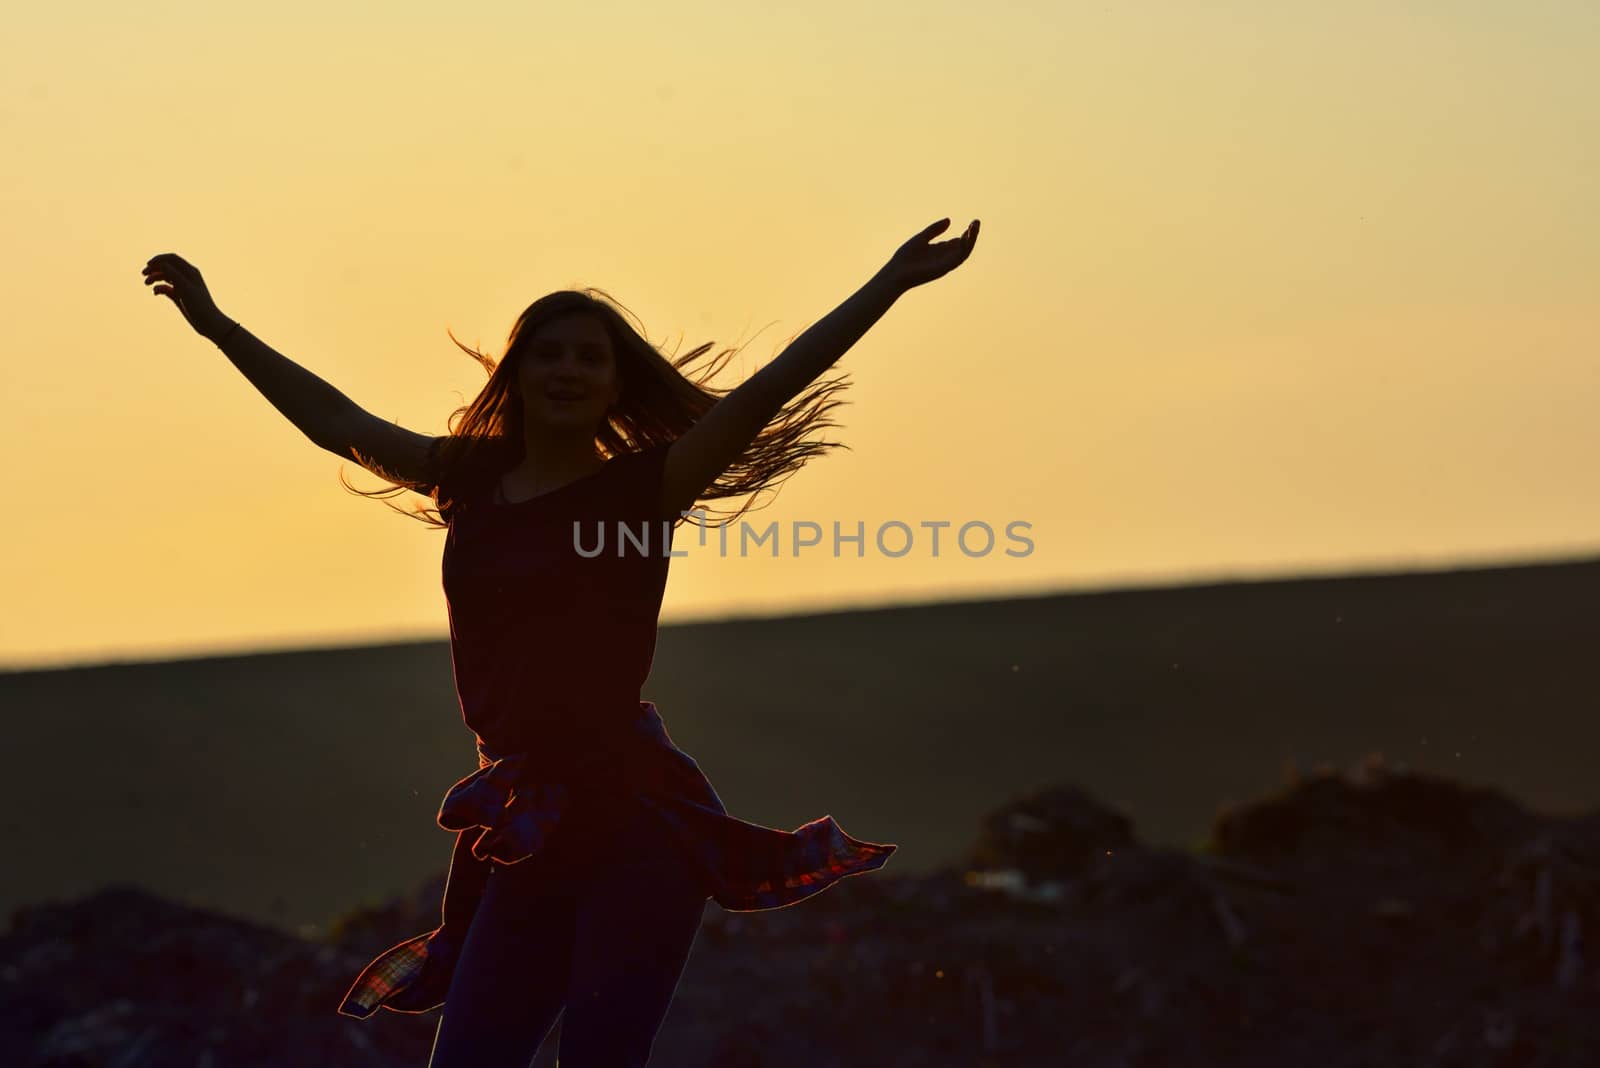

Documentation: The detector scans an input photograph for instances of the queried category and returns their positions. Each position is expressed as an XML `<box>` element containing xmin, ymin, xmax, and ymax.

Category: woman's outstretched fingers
<box><xmin>141</xmin><ymin>252</ymin><xmax>224</xmax><ymax>335</ymax></box>
<box><xmin>881</xmin><ymin>215</ymin><xmax>982</xmax><ymax>290</ymax></box>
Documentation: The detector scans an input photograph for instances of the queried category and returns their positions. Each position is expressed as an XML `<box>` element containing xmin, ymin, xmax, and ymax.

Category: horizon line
<box><xmin>4</xmin><ymin>543</ymin><xmax>1598</xmax><ymax>676</ymax></box>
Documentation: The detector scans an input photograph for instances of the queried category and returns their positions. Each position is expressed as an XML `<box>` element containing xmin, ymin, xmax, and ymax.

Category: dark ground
<box><xmin>5</xmin><ymin>753</ymin><xmax>1598</xmax><ymax>1066</ymax></box>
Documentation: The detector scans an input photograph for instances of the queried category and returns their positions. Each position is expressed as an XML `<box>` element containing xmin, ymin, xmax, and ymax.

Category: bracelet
<box><xmin>215</xmin><ymin>319</ymin><xmax>242</xmax><ymax>345</ymax></box>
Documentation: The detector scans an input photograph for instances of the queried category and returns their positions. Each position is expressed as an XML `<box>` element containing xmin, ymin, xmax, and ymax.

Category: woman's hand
<box><xmin>878</xmin><ymin>217</ymin><xmax>980</xmax><ymax>293</ymax></box>
<box><xmin>142</xmin><ymin>253</ymin><xmax>230</xmax><ymax>339</ymax></box>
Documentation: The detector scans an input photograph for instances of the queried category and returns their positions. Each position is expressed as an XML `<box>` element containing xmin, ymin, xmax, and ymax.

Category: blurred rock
<box><xmin>1212</xmin><ymin>750</ymin><xmax>1536</xmax><ymax>870</ymax></box>
<box><xmin>964</xmin><ymin>783</ymin><xmax>1137</xmax><ymax>883</ymax></box>
<box><xmin>1</xmin><ymin>885</ymin><xmax>436</xmax><ymax>1067</ymax></box>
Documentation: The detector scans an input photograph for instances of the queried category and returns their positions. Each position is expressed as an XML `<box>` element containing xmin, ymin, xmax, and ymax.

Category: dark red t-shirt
<box><xmin>440</xmin><ymin>443</ymin><xmax>676</xmax><ymax>772</ymax></box>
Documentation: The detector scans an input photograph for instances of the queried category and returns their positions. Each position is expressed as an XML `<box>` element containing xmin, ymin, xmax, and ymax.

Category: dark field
<box><xmin>3</xmin><ymin>556</ymin><xmax>1596</xmax><ymax>937</ymax></box>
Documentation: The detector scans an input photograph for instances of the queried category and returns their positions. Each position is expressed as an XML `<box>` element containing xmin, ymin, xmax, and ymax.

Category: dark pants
<box><xmin>426</xmin><ymin>794</ymin><xmax>709</xmax><ymax>1068</ymax></box>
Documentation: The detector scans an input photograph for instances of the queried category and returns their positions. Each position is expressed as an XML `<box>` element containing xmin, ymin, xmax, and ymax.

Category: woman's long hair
<box><xmin>339</xmin><ymin>288</ymin><xmax>851</xmax><ymax>529</ymax></box>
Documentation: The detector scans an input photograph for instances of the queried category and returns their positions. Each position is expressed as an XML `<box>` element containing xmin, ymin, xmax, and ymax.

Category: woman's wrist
<box><xmin>199</xmin><ymin>312</ymin><xmax>237</xmax><ymax>343</ymax></box>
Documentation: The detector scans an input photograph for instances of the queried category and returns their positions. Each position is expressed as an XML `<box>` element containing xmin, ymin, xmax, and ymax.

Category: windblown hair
<box><xmin>339</xmin><ymin>287</ymin><xmax>852</xmax><ymax>530</ymax></box>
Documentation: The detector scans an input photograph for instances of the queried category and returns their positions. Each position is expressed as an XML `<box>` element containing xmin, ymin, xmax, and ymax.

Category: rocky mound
<box><xmin>5</xmin><ymin>753</ymin><xmax>1599</xmax><ymax>1067</ymax></box>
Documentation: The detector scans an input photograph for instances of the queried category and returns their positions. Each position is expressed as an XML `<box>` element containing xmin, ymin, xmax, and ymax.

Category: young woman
<box><xmin>141</xmin><ymin>216</ymin><xmax>980</xmax><ymax>1066</ymax></box>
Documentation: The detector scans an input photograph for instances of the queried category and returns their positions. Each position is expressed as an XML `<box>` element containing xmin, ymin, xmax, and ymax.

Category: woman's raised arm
<box><xmin>142</xmin><ymin>252</ymin><xmax>369</xmax><ymax>455</ymax></box>
<box><xmin>660</xmin><ymin>217</ymin><xmax>979</xmax><ymax>518</ymax></box>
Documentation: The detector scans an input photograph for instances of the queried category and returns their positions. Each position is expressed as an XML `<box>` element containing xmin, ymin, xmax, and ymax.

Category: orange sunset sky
<box><xmin>3</xmin><ymin>2</ymin><xmax>1596</xmax><ymax>670</ymax></box>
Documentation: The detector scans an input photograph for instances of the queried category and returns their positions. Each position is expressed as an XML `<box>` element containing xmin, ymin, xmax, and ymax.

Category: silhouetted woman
<box><xmin>141</xmin><ymin>215</ymin><xmax>979</xmax><ymax>1067</ymax></box>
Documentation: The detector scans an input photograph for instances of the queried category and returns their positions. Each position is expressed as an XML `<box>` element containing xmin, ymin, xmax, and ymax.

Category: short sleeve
<box><xmin>428</xmin><ymin>437</ymin><xmax>462</xmax><ymax>522</ymax></box>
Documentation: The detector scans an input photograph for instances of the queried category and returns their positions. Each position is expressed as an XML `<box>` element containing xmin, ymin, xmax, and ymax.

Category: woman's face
<box><xmin>515</xmin><ymin>313</ymin><xmax>622</xmax><ymax>432</ymax></box>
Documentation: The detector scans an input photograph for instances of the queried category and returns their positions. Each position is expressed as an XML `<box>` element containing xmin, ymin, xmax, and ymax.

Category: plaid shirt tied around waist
<box><xmin>436</xmin><ymin>749</ymin><xmax>571</xmax><ymax>866</ymax></box>
<box><xmin>338</xmin><ymin>700</ymin><xmax>897</xmax><ymax>1020</ymax></box>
